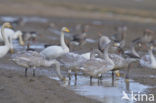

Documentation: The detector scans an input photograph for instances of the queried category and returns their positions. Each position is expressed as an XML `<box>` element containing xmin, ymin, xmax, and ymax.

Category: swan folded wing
<box><xmin>40</xmin><ymin>46</ymin><xmax>65</xmax><ymax>59</ymax></box>
<box><xmin>58</xmin><ymin>52</ymin><xmax>87</xmax><ymax>69</ymax></box>
<box><xmin>110</xmin><ymin>54</ymin><xmax>125</xmax><ymax>68</ymax></box>
<box><xmin>140</xmin><ymin>55</ymin><xmax>151</xmax><ymax>68</ymax></box>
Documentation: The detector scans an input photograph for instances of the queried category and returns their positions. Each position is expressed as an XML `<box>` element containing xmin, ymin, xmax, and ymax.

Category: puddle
<box><xmin>0</xmin><ymin>16</ymin><xmax>19</xmax><ymax>22</ymax></box>
<box><xmin>92</xmin><ymin>20</ymin><xmax>103</xmax><ymax>25</ymax></box>
<box><xmin>0</xmin><ymin>16</ymin><xmax>49</xmax><ymax>23</ymax></box>
<box><xmin>49</xmin><ymin>72</ymin><xmax>150</xmax><ymax>103</ymax></box>
<box><xmin>22</xmin><ymin>16</ymin><xmax>48</xmax><ymax>23</ymax></box>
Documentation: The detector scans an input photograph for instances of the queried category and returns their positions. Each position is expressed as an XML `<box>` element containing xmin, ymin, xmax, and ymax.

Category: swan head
<box><xmin>61</xmin><ymin>27</ymin><xmax>70</xmax><ymax>32</ymax></box>
<box><xmin>16</xmin><ymin>31</ymin><xmax>25</xmax><ymax>46</ymax></box>
<box><xmin>3</xmin><ymin>22</ymin><xmax>12</xmax><ymax>29</ymax></box>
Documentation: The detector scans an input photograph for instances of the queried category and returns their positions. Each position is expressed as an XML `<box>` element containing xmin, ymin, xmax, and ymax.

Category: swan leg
<box><xmin>112</xmin><ymin>71</ymin><xmax>115</xmax><ymax>86</ymax></box>
<box><xmin>33</xmin><ymin>68</ymin><xmax>35</xmax><ymax>77</ymax></box>
<box><xmin>75</xmin><ymin>73</ymin><xmax>77</xmax><ymax>81</ymax></box>
<box><xmin>68</xmin><ymin>73</ymin><xmax>71</xmax><ymax>81</ymax></box>
<box><xmin>25</xmin><ymin>68</ymin><xmax>28</xmax><ymax>77</ymax></box>
<box><xmin>68</xmin><ymin>70</ymin><xmax>71</xmax><ymax>81</ymax></box>
<box><xmin>90</xmin><ymin>76</ymin><xmax>92</xmax><ymax>85</ymax></box>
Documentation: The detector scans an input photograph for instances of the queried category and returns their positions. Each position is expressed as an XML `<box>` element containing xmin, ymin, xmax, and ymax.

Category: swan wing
<box><xmin>40</xmin><ymin>46</ymin><xmax>65</xmax><ymax>59</ymax></box>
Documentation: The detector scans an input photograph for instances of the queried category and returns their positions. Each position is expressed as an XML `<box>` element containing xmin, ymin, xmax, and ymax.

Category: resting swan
<box><xmin>140</xmin><ymin>46</ymin><xmax>156</xmax><ymax>69</ymax></box>
<box><xmin>0</xmin><ymin>22</ymin><xmax>13</xmax><ymax>58</ymax></box>
<box><xmin>40</xmin><ymin>27</ymin><xmax>70</xmax><ymax>59</ymax></box>
<box><xmin>0</xmin><ymin>28</ymin><xmax>25</xmax><ymax>46</ymax></box>
<box><xmin>11</xmin><ymin>51</ymin><xmax>66</xmax><ymax>81</ymax></box>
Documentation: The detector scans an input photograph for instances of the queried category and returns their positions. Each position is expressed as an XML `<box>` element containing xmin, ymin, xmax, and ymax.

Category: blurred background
<box><xmin>0</xmin><ymin>0</ymin><xmax>156</xmax><ymax>23</ymax></box>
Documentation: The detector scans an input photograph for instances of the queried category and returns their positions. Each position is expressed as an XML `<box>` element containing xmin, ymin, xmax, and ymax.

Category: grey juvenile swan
<box><xmin>11</xmin><ymin>51</ymin><xmax>66</xmax><ymax>81</ymax></box>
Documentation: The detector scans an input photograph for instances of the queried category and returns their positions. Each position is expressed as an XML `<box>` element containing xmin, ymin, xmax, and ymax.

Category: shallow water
<box><xmin>50</xmin><ymin>73</ymin><xmax>150</xmax><ymax>103</ymax></box>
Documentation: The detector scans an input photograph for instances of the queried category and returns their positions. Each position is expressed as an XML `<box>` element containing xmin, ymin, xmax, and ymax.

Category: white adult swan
<box><xmin>40</xmin><ymin>27</ymin><xmax>70</xmax><ymax>59</ymax></box>
<box><xmin>0</xmin><ymin>28</ymin><xmax>25</xmax><ymax>46</ymax></box>
<box><xmin>140</xmin><ymin>46</ymin><xmax>156</xmax><ymax>69</ymax></box>
<box><xmin>11</xmin><ymin>51</ymin><xmax>66</xmax><ymax>81</ymax></box>
<box><xmin>0</xmin><ymin>22</ymin><xmax>13</xmax><ymax>58</ymax></box>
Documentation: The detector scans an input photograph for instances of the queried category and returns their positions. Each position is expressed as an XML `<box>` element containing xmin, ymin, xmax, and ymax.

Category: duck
<box><xmin>40</xmin><ymin>27</ymin><xmax>70</xmax><ymax>59</ymax></box>
<box><xmin>0</xmin><ymin>22</ymin><xmax>13</xmax><ymax>58</ymax></box>
<box><xmin>140</xmin><ymin>45</ymin><xmax>156</xmax><ymax>69</ymax></box>
<box><xmin>11</xmin><ymin>51</ymin><xmax>66</xmax><ymax>81</ymax></box>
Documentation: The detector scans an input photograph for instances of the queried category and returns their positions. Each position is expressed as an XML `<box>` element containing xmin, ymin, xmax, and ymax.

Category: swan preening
<box><xmin>0</xmin><ymin>22</ymin><xmax>13</xmax><ymax>58</ymax></box>
<box><xmin>40</xmin><ymin>27</ymin><xmax>70</xmax><ymax>59</ymax></box>
<box><xmin>11</xmin><ymin>51</ymin><xmax>66</xmax><ymax>81</ymax></box>
<box><xmin>0</xmin><ymin>28</ymin><xmax>25</xmax><ymax>46</ymax></box>
<box><xmin>140</xmin><ymin>46</ymin><xmax>156</xmax><ymax>69</ymax></box>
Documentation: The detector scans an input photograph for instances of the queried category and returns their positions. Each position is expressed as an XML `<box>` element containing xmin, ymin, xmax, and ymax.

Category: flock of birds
<box><xmin>0</xmin><ymin>21</ymin><xmax>156</xmax><ymax>85</ymax></box>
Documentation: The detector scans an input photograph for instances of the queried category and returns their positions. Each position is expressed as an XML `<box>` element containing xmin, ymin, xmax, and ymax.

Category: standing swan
<box><xmin>40</xmin><ymin>27</ymin><xmax>70</xmax><ymax>59</ymax></box>
<box><xmin>80</xmin><ymin>42</ymin><xmax>115</xmax><ymax>83</ymax></box>
<box><xmin>11</xmin><ymin>51</ymin><xmax>66</xmax><ymax>81</ymax></box>
<box><xmin>0</xmin><ymin>22</ymin><xmax>13</xmax><ymax>58</ymax></box>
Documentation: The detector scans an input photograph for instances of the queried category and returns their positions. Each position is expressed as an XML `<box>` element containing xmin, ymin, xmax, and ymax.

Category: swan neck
<box><xmin>149</xmin><ymin>49</ymin><xmax>156</xmax><ymax>64</ymax></box>
<box><xmin>104</xmin><ymin>43</ymin><xmax>114</xmax><ymax>65</ymax></box>
<box><xmin>61</xmin><ymin>31</ymin><xmax>69</xmax><ymax>51</ymax></box>
<box><xmin>1</xmin><ymin>25</ymin><xmax>10</xmax><ymax>46</ymax></box>
<box><xmin>132</xmin><ymin>46</ymin><xmax>140</xmax><ymax>57</ymax></box>
<box><xmin>49</xmin><ymin>60</ymin><xmax>64</xmax><ymax>80</ymax></box>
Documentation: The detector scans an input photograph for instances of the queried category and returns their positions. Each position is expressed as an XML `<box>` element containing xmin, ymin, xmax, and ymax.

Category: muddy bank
<box><xmin>0</xmin><ymin>68</ymin><xmax>101</xmax><ymax>103</ymax></box>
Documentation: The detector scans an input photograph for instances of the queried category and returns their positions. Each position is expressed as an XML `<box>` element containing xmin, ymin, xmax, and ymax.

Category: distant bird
<box><xmin>40</xmin><ymin>27</ymin><xmax>70</xmax><ymax>59</ymax></box>
<box><xmin>22</xmin><ymin>31</ymin><xmax>37</xmax><ymax>42</ymax></box>
<box><xmin>72</xmin><ymin>25</ymin><xmax>89</xmax><ymax>45</ymax></box>
<box><xmin>132</xmin><ymin>29</ymin><xmax>153</xmax><ymax>51</ymax></box>
<box><xmin>0</xmin><ymin>22</ymin><xmax>13</xmax><ymax>58</ymax></box>
<box><xmin>140</xmin><ymin>45</ymin><xmax>156</xmax><ymax>69</ymax></box>
<box><xmin>124</xmin><ymin>43</ymin><xmax>140</xmax><ymax>59</ymax></box>
<box><xmin>11</xmin><ymin>51</ymin><xmax>66</xmax><ymax>81</ymax></box>
<box><xmin>111</xmin><ymin>25</ymin><xmax>127</xmax><ymax>49</ymax></box>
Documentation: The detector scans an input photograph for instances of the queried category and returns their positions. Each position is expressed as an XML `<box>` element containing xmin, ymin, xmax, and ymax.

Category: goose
<box><xmin>22</xmin><ymin>31</ymin><xmax>37</xmax><ymax>42</ymax></box>
<box><xmin>140</xmin><ymin>45</ymin><xmax>156</xmax><ymax>69</ymax></box>
<box><xmin>0</xmin><ymin>28</ymin><xmax>25</xmax><ymax>46</ymax></box>
<box><xmin>11</xmin><ymin>51</ymin><xmax>66</xmax><ymax>81</ymax></box>
<box><xmin>124</xmin><ymin>42</ymin><xmax>140</xmax><ymax>59</ymax></box>
<box><xmin>40</xmin><ymin>27</ymin><xmax>70</xmax><ymax>59</ymax></box>
<box><xmin>79</xmin><ymin>42</ymin><xmax>115</xmax><ymax>83</ymax></box>
<box><xmin>72</xmin><ymin>25</ymin><xmax>88</xmax><ymax>45</ymax></box>
<box><xmin>111</xmin><ymin>26</ymin><xmax>127</xmax><ymax>49</ymax></box>
<box><xmin>132</xmin><ymin>29</ymin><xmax>153</xmax><ymax>51</ymax></box>
<box><xmin>0</xmin><ymin>22</ymin><xmax>13</xmax><ymax>58</ymax></box>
